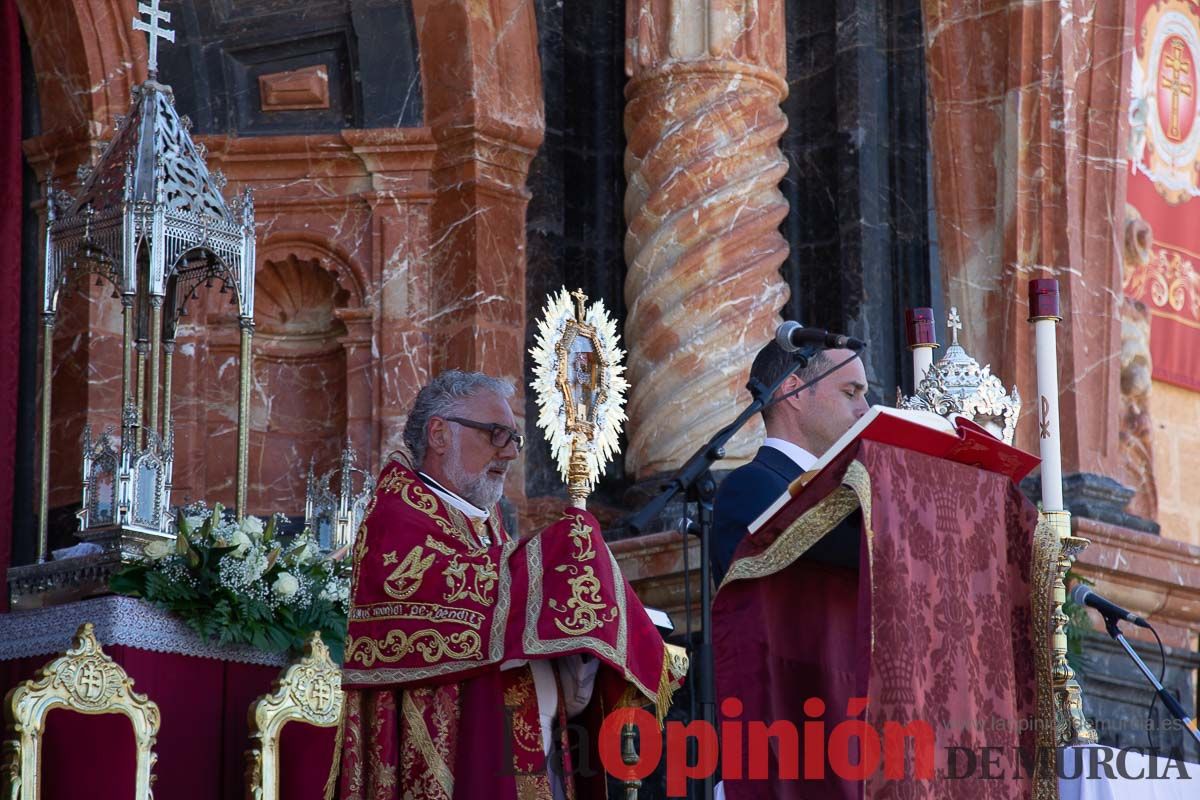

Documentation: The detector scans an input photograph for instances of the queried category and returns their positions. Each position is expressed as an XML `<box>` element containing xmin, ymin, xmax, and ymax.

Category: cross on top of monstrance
<box><xmin>530</xmin><ymin>288</ymin><xmax>628</xmax><ymax>508</ymax></box>
<box><xmin>132</xmin><ymin>0</ymin><xmax>176</xmax><ymax>80</ymax></box>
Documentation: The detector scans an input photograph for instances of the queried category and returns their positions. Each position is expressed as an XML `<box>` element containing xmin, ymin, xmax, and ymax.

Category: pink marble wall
<box><xmin>22</xmin><ymin>0</ymin><xmax>546</xmax><ymax>523</ymax></box>
<box><xmin>923</xmin><ymin>0</ymin><xmax>1135</xmax><ymax>480</ymax></box>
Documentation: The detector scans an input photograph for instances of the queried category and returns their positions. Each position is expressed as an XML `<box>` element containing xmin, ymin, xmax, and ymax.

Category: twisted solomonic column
<box><xmin>623</xmin><ymin>0</ymin><xmax>791</xmax><ymax>479</ymax></box>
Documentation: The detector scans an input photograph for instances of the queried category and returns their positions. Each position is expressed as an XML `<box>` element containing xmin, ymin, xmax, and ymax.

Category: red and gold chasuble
<box><xmin>331</xmin><ymin>460</ymin><xmax>678</xmax><ymax>800</ymax></box>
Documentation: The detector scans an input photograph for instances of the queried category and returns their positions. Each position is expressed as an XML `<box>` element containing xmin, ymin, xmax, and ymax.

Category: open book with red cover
<box><xmin>747</xmin><ymin>406</ymin><xmax>1041</xmax><ymax>533</ymax></box>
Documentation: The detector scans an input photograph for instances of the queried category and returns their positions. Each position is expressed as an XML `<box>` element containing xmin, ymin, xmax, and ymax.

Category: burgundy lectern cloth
<box><xmin>714</xmin><ymin>440</ymin><xmax>1040</xmax><ymax>800</ymax></box>
<box><xmin>0</xmin><ymin>645</ymin><xmax>335</xmax><ymax>800</ymax></box>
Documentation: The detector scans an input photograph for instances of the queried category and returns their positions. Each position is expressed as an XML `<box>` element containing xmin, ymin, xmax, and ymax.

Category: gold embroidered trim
<box><xmin>350</xmin><ymin>600</ymin><xmax>488</xmax><ymax>630</ymax></box>
<box><xmin>346</xmin><ymin>628</ymin><xmax>482</xmax><ymax>667</ymax></box>
<box><xmin>401</xmin><ymin>690</ymin><xmax>454</xmax><ymax>798</ymax></box>
<box><xmin>386</xmin><ymin>468</ymin><xmax>483</xmax><ymax>553</ymax></box>
<box><xmin>721</xmin><ymin>460</ymin><xmax>871</xmax><ymax>586</ymax></box>
<box><xmin>1031</xmin><ymin>512</ymin><xmax>1061</xmax><ymax>799</ymax></box>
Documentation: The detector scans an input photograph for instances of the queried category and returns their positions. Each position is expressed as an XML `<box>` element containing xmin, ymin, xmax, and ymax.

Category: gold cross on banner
<box><xmin>1162</xmin><ymin>39</ymin><xmax>1193</xmax><ymax>141</ymax></box>
<box><xmin>133</xmin><ymin>0</ymin><xmax>176</xmax><ymax>79</ymax></box>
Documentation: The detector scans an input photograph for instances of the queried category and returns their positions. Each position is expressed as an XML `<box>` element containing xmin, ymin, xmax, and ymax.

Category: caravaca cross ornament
<box><xmin>132</xmin><ymin>0</ymin><xmax>175</xmax><ymax>80</ymax></box>
<box><xmin>530</xmin><ymin>289</ymin><xmax>628</xmax><ymax>508</ymax></box>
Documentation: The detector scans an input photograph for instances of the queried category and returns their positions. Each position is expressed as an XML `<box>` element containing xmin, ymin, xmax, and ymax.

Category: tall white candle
<box><xmin>913</xmin><ymin>347</ymin><xmax>934</xmax><ymax>387</ymax></box>
<box><xmin>1029</xmin><ymin>279</ymin><xmax>1064</xmax><ymax>512</ymax></box>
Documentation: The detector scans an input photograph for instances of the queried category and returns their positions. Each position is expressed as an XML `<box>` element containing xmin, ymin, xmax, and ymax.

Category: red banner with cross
<box><xmin>1126</xmin><ymin>0</ymin><xmax>1200</xmax><ymax>390</ymax></box>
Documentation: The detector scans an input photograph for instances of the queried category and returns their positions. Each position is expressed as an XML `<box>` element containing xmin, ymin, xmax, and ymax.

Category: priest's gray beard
<box><xmin>444</xmin><ymin>429</ymin><xmax>507</xmax><ymax>509</ymax></box>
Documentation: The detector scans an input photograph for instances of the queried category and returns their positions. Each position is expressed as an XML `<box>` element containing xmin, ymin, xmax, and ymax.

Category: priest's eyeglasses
<box><xmin>444</xmin><ymin>417</ymin><xmax>525</xmax><ymax>452</ymax></box>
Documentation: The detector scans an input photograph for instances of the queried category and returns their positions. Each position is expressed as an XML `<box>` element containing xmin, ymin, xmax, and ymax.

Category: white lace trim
<box><xmin>0</xmin><ymin>596</ymin><xmax>288</xmax><ymax>666</ymax></box>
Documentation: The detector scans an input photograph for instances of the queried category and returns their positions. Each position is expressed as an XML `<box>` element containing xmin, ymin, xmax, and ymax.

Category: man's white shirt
<box><xmin>762</xmin><ymin>437</ymin><xmax>818</xmax><ymax>471</ymax></box>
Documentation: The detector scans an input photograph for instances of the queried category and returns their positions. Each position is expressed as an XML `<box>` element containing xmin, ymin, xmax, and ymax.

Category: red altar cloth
<box><xmin>0</xmin><ymin>644</ymin><xmax>335</xmax><ymax>799</ymax></box>
<box><xmin>714</xmin><ymin>441</ymin><xmax>1044</xmax><ymax>799</ymax></box>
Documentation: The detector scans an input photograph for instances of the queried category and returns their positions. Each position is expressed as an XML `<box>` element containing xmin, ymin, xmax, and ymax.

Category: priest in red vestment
<box><xmin>329</xmin><ymin>371</ymin><xmax>679</xmax><ymax>800</ymax></box>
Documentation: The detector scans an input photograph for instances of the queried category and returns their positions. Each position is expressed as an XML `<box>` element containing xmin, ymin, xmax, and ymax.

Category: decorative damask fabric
<box><xmin>334</xmin><ymin>460</ymin><xmax>678</xmax><ymax>800</ymax></box>
<box><xmin>714</xmin><ymin>441</ymin><xmax>1044</xmax><ymax>799</ymax></box>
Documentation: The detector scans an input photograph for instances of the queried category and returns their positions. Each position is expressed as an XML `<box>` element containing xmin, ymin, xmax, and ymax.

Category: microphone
<box><xmin>1070</xmin><ymin>584</ymin><xmax>1150</xmax><ymax>629</ymax></box>
<box><xmin>775</xmin><ymin>321</ymin><xmax>866</xmax><ymax>353</ymax></box>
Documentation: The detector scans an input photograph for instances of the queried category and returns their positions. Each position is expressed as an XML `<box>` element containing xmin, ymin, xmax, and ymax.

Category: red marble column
<box><xmin>622</xmin><ymin>0</ymin><xmax>792</xmax><ymax>480</ymax></box>
<box><xmin>410</xmin><ymin>0</ymin><xmax>545</xmax><ymax>512</ymax></box>
<box><xmin>923</xmin><ymin>0</ymin><xmax>1135</xmax><ymax>484</ymax></box>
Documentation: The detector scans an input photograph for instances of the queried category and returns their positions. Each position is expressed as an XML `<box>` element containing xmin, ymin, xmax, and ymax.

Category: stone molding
<box><xmin>1072</xmin><ymin>516</ymin><xmax>1200</xmax><ymax>650</ymax></box>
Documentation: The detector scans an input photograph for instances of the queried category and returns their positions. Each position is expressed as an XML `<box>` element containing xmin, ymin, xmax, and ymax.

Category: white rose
<box><xmin>239</xmin><ymin>516</ymin><xmax>265</xmax><ymax>535</ymax></box>
<box><xmin>144</xmin><ymin>540</ymin><xmax>173</xmax><ymax>561</ymax></box>
<box><xmin>272</xmin><ymin>572</ymin><xmax>299</xmax><ymax>599</ymax></box>
<box><xmin>182</xmin><ymin>515</ymin><xmax>207</xmax><ymax>534</ymax></box>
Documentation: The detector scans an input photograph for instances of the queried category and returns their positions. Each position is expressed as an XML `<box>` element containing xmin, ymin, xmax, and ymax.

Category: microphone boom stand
<box><xmin>1103</xmin><ymin>617</ymin><xmax>1200</xmax><ymax>750</ymax></box>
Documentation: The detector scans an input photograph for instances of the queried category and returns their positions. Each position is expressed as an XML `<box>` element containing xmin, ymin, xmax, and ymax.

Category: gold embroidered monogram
<box><xmin>550</xmin><ymin>564</ymin><xmax>618</xmax><ymax>636</ymax></box>
<box><xmin>442</xmin><ymin>554</ymin><xmax>499</xmax><ymax>606</ymax></box>
<box><xmin>383</xmin><ymin>546</ymin><xmax>436</xmax><ymax>601</ymax></box>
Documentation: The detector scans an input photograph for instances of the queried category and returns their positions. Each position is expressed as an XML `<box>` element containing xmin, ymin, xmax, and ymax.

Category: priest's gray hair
<box><xmin>403</xmin><ymin>370</ymin><xmax>515</xmax><ymax>468</ymax></box>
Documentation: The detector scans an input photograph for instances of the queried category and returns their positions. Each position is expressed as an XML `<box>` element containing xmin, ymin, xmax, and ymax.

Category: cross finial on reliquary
<box><xmin>947</xmin><ymin>306</ymin><xmax>963</xmax><ymax>347</ymax></box>
<box><xmin>132</xmin><ymin>0</ymin><xmax>176</xmax><ymax>80</ymax></box>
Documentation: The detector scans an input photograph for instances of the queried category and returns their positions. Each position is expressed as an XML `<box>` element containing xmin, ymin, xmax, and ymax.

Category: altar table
<box><xmin>0</xmin><ymin>596</ymin><xmax>337</xmax><ymax>799</ymax></box>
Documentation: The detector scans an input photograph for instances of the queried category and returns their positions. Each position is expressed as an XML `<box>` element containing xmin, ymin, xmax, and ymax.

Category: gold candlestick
<box><xmin>1044</xmin><ymin>509</ymin><xmax>1098</xmax><ymax>745</ymax></box>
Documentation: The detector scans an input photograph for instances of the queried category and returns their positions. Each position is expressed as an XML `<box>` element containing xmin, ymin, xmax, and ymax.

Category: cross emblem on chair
<box><xmin>132</xmin><ymin>0</ymin><xmax>176</xmax><ymax>79</ymax></box>
<box><xmin>308</xmin><ymin>680</ymin><xmax>334</xmax><ymax>711</ymax></box>
<box><xmin>77</xmin><ymin>661</ymin><xmax>107</xmax><ymax>701</ymax></box>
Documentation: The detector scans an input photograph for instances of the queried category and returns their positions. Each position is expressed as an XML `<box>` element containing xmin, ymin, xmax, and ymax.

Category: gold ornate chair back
<box><xmin>244</xmin><ymin>633</ymin><xmax>343</xmax><ymax>800</ymax></box>
<box><xmin>1</xmin><ymin>623</ymin><xmax>161</xmax><ymax>799</ymax></box>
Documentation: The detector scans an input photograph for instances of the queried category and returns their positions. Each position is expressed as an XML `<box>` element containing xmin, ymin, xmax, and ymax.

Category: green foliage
<box><xmin>110</xmin><ymin>504</ymin><xmax>350</xmax><ymax>661</ymax></box>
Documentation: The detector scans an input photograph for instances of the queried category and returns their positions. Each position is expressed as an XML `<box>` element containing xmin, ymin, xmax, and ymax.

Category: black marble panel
<box><xmin>524</xmin><ymin>0</ymin><xmax>629</xmax><ymax>504</ymax></box>
<box><xmin>781</xmin><ymin>0</ymin><xmax>935</xmax><ymax>400</ymax></box>
<box><xmin>154</xmin><ymin>0</ymin><xmax>421</xmax><ymax>136</ymax></box>
<box><xmin>12</xmin><ymin>25</ymin><xmax>40</xmax><ymax>563</ymax></box>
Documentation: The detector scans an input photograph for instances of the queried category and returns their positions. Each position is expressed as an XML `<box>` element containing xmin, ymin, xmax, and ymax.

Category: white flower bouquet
<box><xmin>110</xmin><ymin>502</ymin><xmax>352</xmax><ymax>658</ymax></box>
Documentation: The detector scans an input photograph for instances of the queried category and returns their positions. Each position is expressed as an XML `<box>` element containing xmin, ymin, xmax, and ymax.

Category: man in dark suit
<box><xmin>710</xmin><ymin>341</ymin><xmax>869</xmax><ymax>584</ymax></box>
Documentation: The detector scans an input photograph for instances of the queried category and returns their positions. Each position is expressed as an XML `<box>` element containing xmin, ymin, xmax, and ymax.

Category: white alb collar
<box><xmin>418</xmin><ymin>472</ymin><xmax>489</xmax><ymax>519</ymax></box>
